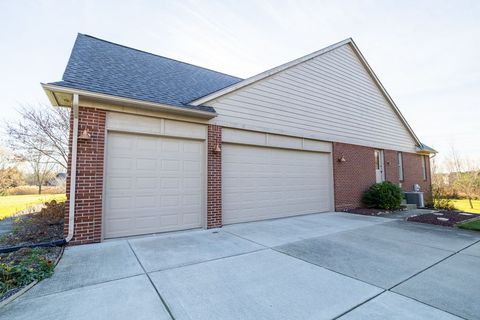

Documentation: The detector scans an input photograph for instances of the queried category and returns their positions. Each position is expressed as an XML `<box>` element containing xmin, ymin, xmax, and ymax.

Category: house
<box><xmin>42</xmin><ymin>34</ymin><xmax>435</xmax><ymax>244</ymax></box>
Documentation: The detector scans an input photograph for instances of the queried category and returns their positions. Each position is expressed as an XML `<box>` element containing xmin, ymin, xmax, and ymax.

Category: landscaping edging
<box><xmin>0</xmin><ymin>246</ymin><xmax>64</xmax><ymax>308</ymax></box>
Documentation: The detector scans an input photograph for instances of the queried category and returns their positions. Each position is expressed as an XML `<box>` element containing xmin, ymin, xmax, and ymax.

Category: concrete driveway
<box><xmin>1</xmin><ymin>212</ymin><xmax>479</xmax><ymax>320</ymax></box>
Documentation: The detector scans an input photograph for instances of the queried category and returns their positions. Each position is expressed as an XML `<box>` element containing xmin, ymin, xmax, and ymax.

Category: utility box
<box><xmin>404</xmin><ymin>192</ymin><xmax>425</xmax><ymax>208</ymax></box>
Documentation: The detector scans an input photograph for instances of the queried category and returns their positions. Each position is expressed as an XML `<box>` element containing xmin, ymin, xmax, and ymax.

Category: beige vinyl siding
<box><xmin>208</xmin><ymin>44</ymin><xmax>417</xmax><ymax>152</ymax></box>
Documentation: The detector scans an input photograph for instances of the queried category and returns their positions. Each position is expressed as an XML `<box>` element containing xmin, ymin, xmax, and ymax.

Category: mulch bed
<box><xmin>0</xmin><ymin>201</ymin><xmax>65</xmax><ymax>303</ymax></box>
<box><xmin>0</xmin><ymin>203</ymin><xmax>64</xmax><ymax>249</ymax></box>
<box><xmin>0</xmin><ymin>246</ymin><xmax>62</xmax><ymax>302</ymax></box>
<box><xmin>343</xmin><ymin>208</ymin><xmax>398</xmax><ymax>216</ymax></box>
<box><xmin>407</xmin><ymin>210</ymin><xmax>479</xmax><ymax>227</ymax></box>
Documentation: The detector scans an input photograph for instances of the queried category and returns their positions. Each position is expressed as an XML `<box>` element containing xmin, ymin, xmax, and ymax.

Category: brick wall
<box><xmin>64</xmin><ymin>106</ymin><xmax>106</xmax><ymax>245</ymax></box>
<box><xmin>333</xmin><ymin>142</ymin><xmax>432</xmax><ymax>209</ymax></box>
<box><xmin>207</xmin><ymin>125</ymin><xmax>222</xmax><ymax>228</ymax></box>
<box><xmin>333</xmin><ymin>142</ymin><xmax>376</xmax><ymax>210</ymax></box>
<box><xmin>401</xmin><ymin>152</ymin><xmax>432</xmax><ymax>202</ymax></box>
<box><xmin>384</xmin><ymin>150</ymin><xmax>399</xmax><ymax>182</ymax></box>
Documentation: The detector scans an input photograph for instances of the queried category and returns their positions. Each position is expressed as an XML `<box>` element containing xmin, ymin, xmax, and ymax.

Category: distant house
<box><xmin>47</xmin><ymin>172</ymin><xmax>66</xmax><ymax>186</ymax></box>
<box><xmin>43</xmin><ymin>34</ymin><xmax>436</xmax><ymax>244</ymax></box>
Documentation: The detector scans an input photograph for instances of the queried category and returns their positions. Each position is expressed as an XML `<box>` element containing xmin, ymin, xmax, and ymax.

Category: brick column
<box><xmin>207</xmin><ymin>124</ymin><xmax>222</xmax><ymax>228</ymax></box>
<box><xmin>332</xmin><ymin>142</ymin><xmax>376</xmax><ymax>210</ymax></box>
<box><xmin>64</xmin><ymin>107</ymin><xmax>106</xmax><ymax>245</ymax></box>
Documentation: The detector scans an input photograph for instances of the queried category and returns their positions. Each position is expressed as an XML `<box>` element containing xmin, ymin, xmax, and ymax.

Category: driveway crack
<box><xmin>126</xmin><ymin>240</ymin><xmax>176</xmax><ymax>320</ymax></box>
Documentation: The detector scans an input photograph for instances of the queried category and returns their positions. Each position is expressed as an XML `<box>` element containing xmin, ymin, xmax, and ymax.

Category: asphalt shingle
<box><xmin>49</xmin><ymin>34</ymin><xmax>243</xmax><ymax>113</ymax></box>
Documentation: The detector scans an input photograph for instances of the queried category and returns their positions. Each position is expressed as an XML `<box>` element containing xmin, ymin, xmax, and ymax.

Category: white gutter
<box><xmin>66</xmin><ymin>94</ymin><xmax>79</xmax><ymax>242</ymax></box>
<box><xmin>41</xmin><ymin>83</ymin><xmax>217</xmax><ymax>119</ymax></box>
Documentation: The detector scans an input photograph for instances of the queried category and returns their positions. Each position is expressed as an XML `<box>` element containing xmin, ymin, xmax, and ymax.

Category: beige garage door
<box><xmin>104</xmin><ymin>132</ymin><xmax>204</xmax><ymax>238</ymax></box>
<box><xmin>223</xmin><ymin>144</ymin><xmax>332</xmax><ymax>224</ymax></box>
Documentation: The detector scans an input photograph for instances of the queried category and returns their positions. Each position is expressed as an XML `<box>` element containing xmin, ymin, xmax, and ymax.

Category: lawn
<box><xmin>450</xmin><ymin>199</ymin><xmax>480</xmax><ymax>214</ymax></box>
<box><xmin>0</xmin><ymin>194</ymin><xmax>66</xmax><ymax>220</ymax></box>
<box><xmin>458</xmin><ymin>219</ymin><xmax>480</xmax><ymax>231</ymax></box>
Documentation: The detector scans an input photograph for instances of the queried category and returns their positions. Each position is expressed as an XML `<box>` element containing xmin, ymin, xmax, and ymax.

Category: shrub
<box><xmin>362</xmin><ymin>181</ymin><xmax>403</xmax><ymax>210</ymax></box>
<box><xmin>32</xmin><ymin>200</ymin><xmax>65</xmax><ymax>226</ymax></box>
<box><xmin>0</xmin><ymin>248</ymin><xmax>55</xmax><ymax>294</ymax></box>
<box><xmin>433</xmin><ymin>198</ymin><xmax>456</xmax><ymax>211</ymax></box>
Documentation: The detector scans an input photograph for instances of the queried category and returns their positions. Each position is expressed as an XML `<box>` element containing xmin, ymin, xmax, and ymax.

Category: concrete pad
<box><xmin>223</xmin><ymin>212</ymin><xmax>387</xmax><ymax>247</ymax></box>
<box><xmin>24</xmin><ymin>240</ymin><xmax>143</xmax><ymax>299</ymax></box>
<box><xmin>350</xmin><ymin>220</ymin><xmax>480</xmax><ymax>252</ymax></box>
<box><xmin>339</xmin><ymin>292</ymin><xmax>462</xmax><ymax>320</ymax></box>
<box><xmin>393</xmin><ymin>253</ymin><xmax>480</xmax><ymax>320</ymax></box>
<box><xmin>276</xmin><ymin>230</ymin><xmax>452</xmax><ymax>288</ymax></box>
<box><xmin>129</xmin><ymin>229</ymin><xmax>264</xmax><ymax>272</ymax></box>
<box><xmin>0</xmin><ymin>275</ymin><xmax>171</xmax><ymax>320</ymax></box>
<box><xmin>150</xmin><ymin>250</ymin><xmax>382</xmax><ymax>320</ymax></box>
<box><xmin>461</xmin><ymin>241</ymin><xmax>480</xmax><ymax>257</ymax></box>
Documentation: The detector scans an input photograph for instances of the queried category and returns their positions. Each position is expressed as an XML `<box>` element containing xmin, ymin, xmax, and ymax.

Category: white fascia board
<box><xmin>41</xmin><ymin>83</ymin><xmax>218</xmax><ymax>119</ymax></box>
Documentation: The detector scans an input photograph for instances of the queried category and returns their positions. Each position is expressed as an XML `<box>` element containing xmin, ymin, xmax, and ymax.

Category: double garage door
<box><xmin>222</xmin><ymin>144</ymin><xmax>333</xmax><ymax>224</ymax></box>
<box><xmin>104</xmin><ymin>119</ymin><xmax>332</xmax><ymax>238</ymax></box>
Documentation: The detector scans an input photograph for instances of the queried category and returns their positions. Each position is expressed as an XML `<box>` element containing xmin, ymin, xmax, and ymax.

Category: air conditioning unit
<box><xmin>404</xmin><ymin>192</ymin><xmax>425</xmax><ymax>208</ymax></box>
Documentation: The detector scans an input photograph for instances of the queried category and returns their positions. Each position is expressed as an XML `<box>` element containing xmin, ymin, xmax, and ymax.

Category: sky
<box><xmin>0</xmin><ymin>0</ymin><xmax>479</xmax><ymax>169</ymax></box>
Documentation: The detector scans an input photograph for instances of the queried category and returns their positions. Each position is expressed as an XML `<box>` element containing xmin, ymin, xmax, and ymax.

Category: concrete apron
<box><xmin>0</xmin><ymin>211</ymin><xmax>479</xmax><ymax>320</ymax></box>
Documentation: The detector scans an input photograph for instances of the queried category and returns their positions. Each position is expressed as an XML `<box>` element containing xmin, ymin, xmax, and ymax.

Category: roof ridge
<box><xmin>78</xmin><ymin>33</ymin><xmax>243</xmax><ymax>81</ymax></box>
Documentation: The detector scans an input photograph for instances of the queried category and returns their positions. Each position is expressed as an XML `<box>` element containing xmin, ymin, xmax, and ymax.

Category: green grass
<box><xmin>0</xmin><ymin>194</ymin><xmax>66</xmax><ymax>220</ymax></box>
<box><xmin>449</xmin><ymin>199</ymin><xmax>480</xmax><ymax>214</ymax></box>
<box><xmin>458</xmin><ymin>219</ymin><xmax>480</xmax><ymax>231</ymax></box>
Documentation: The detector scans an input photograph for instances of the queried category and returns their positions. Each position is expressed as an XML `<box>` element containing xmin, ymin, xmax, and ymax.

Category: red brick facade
<box><xmin>401</xmin><ymin>152</ymin><xmax>431</xmax><ymax>198</ymax></box>
<box><xmin>333</xmin><ymin>142</ymin><xmax>432</xmax><ymax>210</ymax></box>
<box><xmin>64</xmin><ymin>107</ymin><xmax>106</xmax><ymax>245</ymax></box>
<box><xmin>64</xmin><ymin>111</ymin><xmax>431</xmax><ymax>243</ymax></box>
<box><xmin>207</xmin><ymin>125</ymin><xmax>222</xmax><ymax>228</ymax></box>
<box><xmin>333</xmin><ymin>142</ymin><xmax>377</xmax><ymax>210</ymax></box>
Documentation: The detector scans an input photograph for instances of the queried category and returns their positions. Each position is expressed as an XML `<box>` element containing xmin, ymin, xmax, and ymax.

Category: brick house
<box><xmin>43</xmin><ymin>34</ymin><xmax>435</xmax><ymax>245</ymax></box>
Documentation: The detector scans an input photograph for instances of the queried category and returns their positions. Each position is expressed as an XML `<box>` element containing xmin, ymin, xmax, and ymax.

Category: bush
<box><xmin>0</xmin><ymin>248</ymin><xmax>55</xmax><ymax>294</ymax></box>
<box><xmin>433</xmin><ymin>198</ymin><xmax>456</xmax><ymax>211</ymax></box>
<box><xmin>32</xmin><ymin>200</ymin><xmax>65</xmax><ymax>226</ymax></box>
<box><xmin>362</xmin><ymin>181</ymin><xmax>403</xmax><ymax>210</ymax></box>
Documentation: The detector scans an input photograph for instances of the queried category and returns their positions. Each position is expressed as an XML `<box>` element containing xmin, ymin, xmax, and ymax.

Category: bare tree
<box><xmin>18</xmin><ymin>149</ymin><xmax>55</xmax><ymax>194</ymax></box>
<box><xmin>447</xmin><ymin>147</ymin><xmax>480</xmax><ymax>209</ymax></box>
<box><xmin>5</xmin><ymin>104</ymin><xmax>69</xmax><ymax>170</ymax></box>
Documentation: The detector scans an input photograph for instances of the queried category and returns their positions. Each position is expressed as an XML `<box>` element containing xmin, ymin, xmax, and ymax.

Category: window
<box><xmin>421</xmin><ymin>155</ymin><xmax>427</xmax><ymax>180</ymax></box>
<box><xmin>374</xmin><ymin>150</ymin><xmax>380</xmax><ymax>170</ymax></box>
<box><xmin>398</xmin><ymin>152</ymin><xmax>404</xmax><ymax>181</ymax></box>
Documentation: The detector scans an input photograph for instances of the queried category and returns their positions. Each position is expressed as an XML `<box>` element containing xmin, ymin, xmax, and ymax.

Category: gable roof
<box><xmin>190</xmin><ymin>38</ymin><xmax>422</xmax><ymax>147</ymax></box>
<box><xmin>48</xmin><ymin>34</ymin><xmax>242</xmax><ymax>113</ymax></box>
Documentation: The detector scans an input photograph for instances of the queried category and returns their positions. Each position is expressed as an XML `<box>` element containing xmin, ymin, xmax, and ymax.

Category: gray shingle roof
<box><xmin>49</xmin><ymin>34</ymin><xmax>243</xmax><ymax>113</ymax></box>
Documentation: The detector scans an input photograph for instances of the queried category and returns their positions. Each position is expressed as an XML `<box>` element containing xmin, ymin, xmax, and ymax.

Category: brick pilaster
<box><xmin>207</xmin><ymin>124</ymin><xmax>222</xmax><ymax>228</ymax></box>
<box><xmin>64</xmin><ymin>107</ymin><xmax>106</xmax><ymax>245</ymax></box>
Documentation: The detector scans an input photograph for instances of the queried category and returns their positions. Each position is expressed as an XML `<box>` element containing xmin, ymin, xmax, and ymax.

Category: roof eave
<box><xmin>41</xmin><ymin>83</ymin><xmax>218</xmax><ymax>119</ymax></box>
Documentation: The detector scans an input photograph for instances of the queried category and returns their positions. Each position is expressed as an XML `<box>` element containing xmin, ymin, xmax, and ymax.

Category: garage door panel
<box><xmin>105</xmin><ymin>132</ymin><xmax>204</xmax><ymax>238</ymax></box>
<box><xmin>223</xmin><ymin>144</ymin><xmax>332</xmax><ymax>224</ymax></box>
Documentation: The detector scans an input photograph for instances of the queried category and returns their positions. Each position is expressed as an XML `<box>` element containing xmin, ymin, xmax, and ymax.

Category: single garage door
<box><xmin>104</xmin><ymin>132</ymin><xmax>204</xmax><ymax>238</ymax></box>
<box><xmin>223</xmin><ymin>144</ymin><xmax>332</xmax><ymax>224</ymax></box>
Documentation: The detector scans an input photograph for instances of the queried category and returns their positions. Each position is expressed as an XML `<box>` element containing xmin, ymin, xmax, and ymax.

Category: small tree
<box><xmin>447</xmin><ymin>147</ymin><xmax>480</xmax><ymax>209</ymax></box>
<box><xmin>18</xmin><ymin>150</ymin><xmax>55</xmax><ymax>194</ymax></box>
<box><xmin>5</xmin><ymin>104</ymin><xmax>69</xmax><ymax>170</ymax></box>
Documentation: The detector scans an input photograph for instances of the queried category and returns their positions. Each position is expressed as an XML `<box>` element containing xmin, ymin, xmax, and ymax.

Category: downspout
<box><xmin>66</xmin><ymin>94</ymin><xmax>79</xmax><ymax>243</ymax></box>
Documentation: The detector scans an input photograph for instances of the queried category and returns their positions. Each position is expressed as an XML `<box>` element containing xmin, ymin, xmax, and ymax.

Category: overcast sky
<box><xmin>0</xmin><ymin>0</ymin><xmax>478</xmax><ymax>167</ymax></box>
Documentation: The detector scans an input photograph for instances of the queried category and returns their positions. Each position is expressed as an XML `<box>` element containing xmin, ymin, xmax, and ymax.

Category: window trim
<box><xmin>398</xmin><ymin>152</ymin><xmax>404</xmax><ymax>182</ymax></box>
<box><xmin>421</xmin><ymin>155</ymin><xmax>427</xmax><ymax>181</ymax></box>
